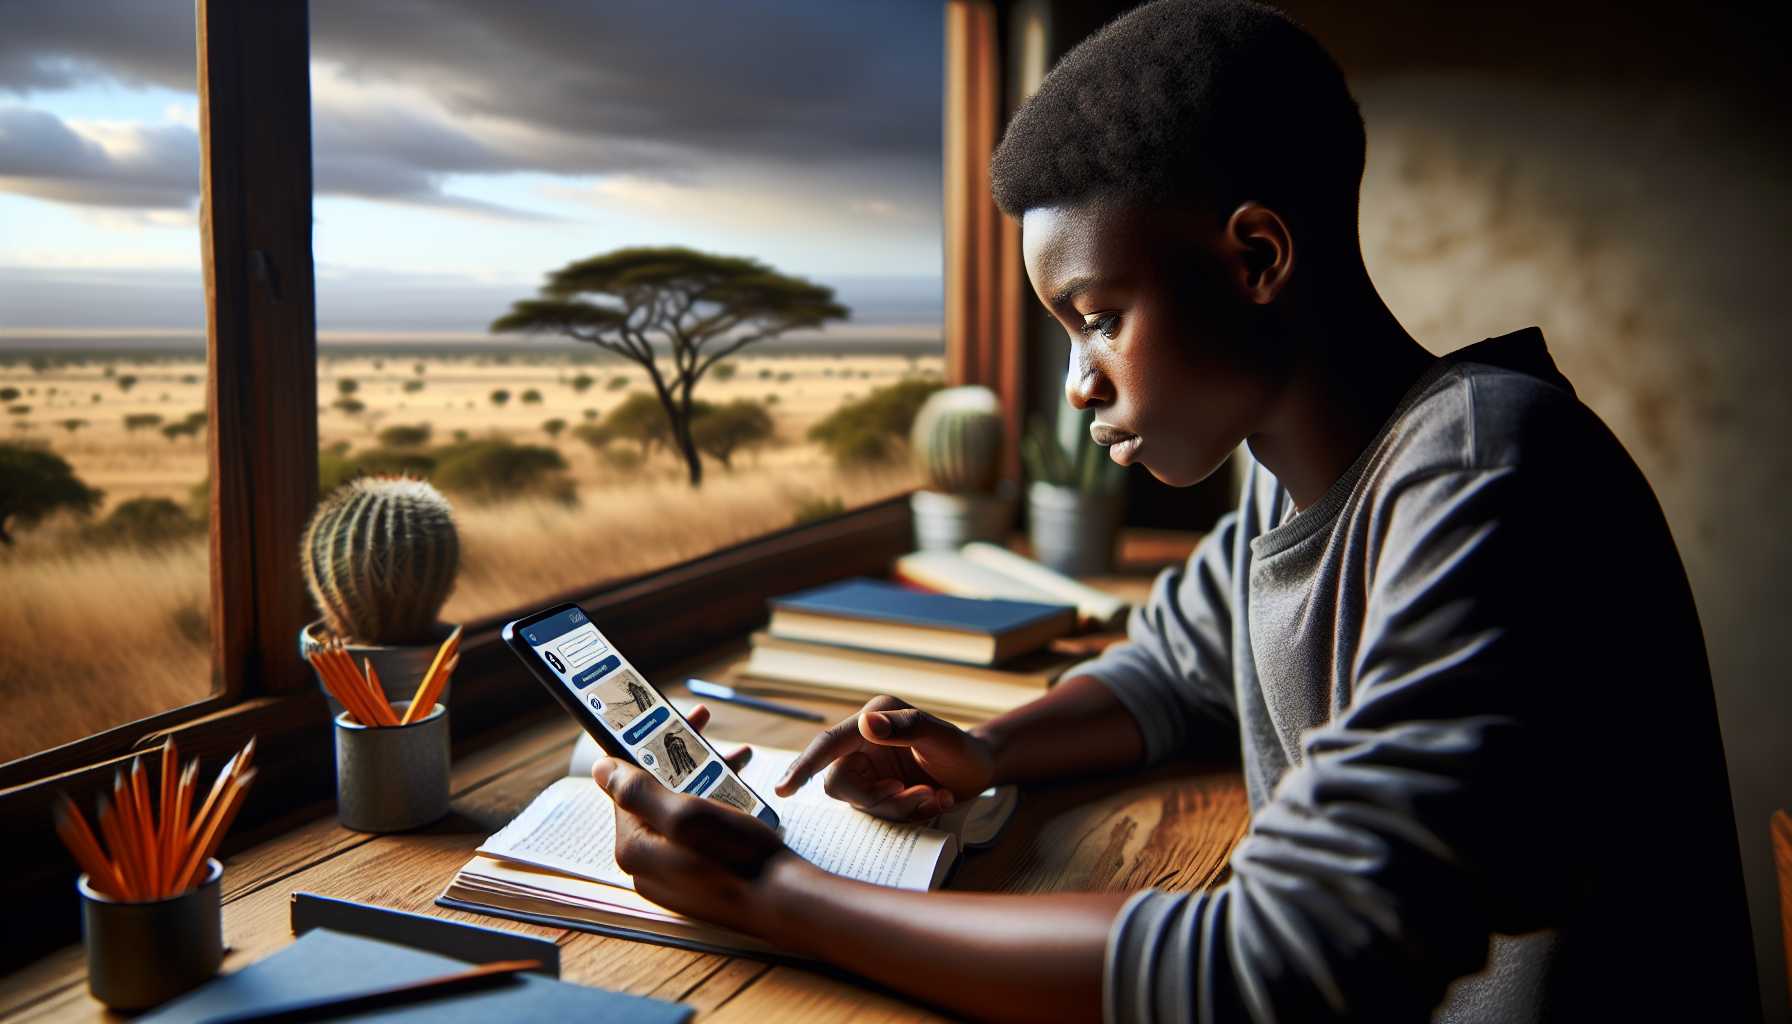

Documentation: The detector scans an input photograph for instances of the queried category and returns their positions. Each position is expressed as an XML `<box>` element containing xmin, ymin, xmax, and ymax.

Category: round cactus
<box><xmin>301</xmin><ymin>477</ymin><xmax>459</xmax><ymax>645</ymax></box>
<box><xmin>910</xmin><ymin>386</ymin><xmax>1004</xmax><ymax>495</ymax></box>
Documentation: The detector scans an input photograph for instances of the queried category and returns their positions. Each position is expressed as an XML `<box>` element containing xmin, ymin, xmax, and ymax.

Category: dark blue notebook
<box><xmin>139</xmin><ymin>928</ymin><xmax>691</xmax><ymax>1023</ymax></box>
<box><xmin>773</xmin><ymin>578</ymin><xmax>1071</xmax><ymax>634</ymax></box>
<box><xmin>768</xmin><ymin>578</ymin><xmax>1076</xmax><ymax>665</ymax></box>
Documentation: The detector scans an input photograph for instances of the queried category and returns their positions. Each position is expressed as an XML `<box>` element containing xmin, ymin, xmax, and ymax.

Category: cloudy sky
<box><xmin>0</xmin><ymin>0</ymin><xmax>945</xmax><ymax>336</ymax></box>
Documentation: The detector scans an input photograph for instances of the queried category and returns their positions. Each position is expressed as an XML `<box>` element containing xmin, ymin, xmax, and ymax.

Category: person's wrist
<box><xmin>967</xmin><ymin>721</ymin><xmax>1011</xmax><ymax>788</ymax></box>
<box><xmin>756</xmin><ymin>850</ymin><xmax>830</xmax><ymax>954</ymax></box>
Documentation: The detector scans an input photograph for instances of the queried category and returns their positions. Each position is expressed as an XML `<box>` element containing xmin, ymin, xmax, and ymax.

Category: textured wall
<box><xmin>1354</xmin><ymin>71</ymin><xmax>1792</xmax><ymax>1016</ymax></box>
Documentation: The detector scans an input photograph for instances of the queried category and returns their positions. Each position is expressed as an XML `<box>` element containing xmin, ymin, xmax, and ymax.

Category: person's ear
<box><xmin>1220</xmin><ymin>201</ymin><xmax>1294</xmax><ymax>304</ymax></box>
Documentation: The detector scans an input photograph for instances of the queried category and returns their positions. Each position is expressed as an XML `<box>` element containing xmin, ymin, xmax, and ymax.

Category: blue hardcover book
<box><xmin>768</xmin><ymin>578</ymin><xmax>1075</xmax><ymax>665</ymax></box>
<box><xmin>139</xmin><ymin>928</ymin><xmax>691</xmax><ymax>1023</ymax></box>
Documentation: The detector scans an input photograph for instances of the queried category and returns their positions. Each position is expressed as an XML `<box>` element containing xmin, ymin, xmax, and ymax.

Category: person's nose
<box><xmin>1064</xmin><ymin>340</ymin><xmax>1113</xmax><ymax>411</ymax></box>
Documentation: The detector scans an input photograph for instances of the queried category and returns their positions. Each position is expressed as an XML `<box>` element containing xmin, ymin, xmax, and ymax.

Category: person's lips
<box><xmin>1091</xmin><ymin>423</ymin><xmax>1142</xmax><ymax>466</ymax></box>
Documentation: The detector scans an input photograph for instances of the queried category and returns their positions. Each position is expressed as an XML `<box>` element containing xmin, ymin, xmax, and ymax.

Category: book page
<box><xmin>494</xmin><ymin>744</ymin><xmax>951</xmax><ymax>891</ymax></box>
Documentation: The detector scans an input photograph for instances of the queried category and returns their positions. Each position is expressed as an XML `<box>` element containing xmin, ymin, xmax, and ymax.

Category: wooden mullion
<box><xmin>199</xmin><ymin>0</ymin><xmax>319</xmax><ymax>702</ymax></box>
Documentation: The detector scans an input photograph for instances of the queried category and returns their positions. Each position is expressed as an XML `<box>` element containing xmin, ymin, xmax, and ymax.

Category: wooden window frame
<box><xmin>0</xmin><ymin>0</ymin><xmax>997</xmax><ymax>971</ymax></box>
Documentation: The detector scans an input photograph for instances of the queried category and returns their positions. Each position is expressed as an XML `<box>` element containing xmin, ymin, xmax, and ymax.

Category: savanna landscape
<box><xmin>0</xmin><ymin>345</ymin><xmax>942</xmax><ymax>762</ymax></box>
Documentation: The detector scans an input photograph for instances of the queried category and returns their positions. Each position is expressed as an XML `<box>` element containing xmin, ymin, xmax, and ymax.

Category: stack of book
<box><xmin>735</xmin><ymin>546</ymin><xmax>1133</xmax><ymax>720</ymax></box>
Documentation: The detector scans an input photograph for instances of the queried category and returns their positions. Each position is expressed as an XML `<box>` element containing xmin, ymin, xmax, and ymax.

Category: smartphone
<box><xmin>501</xmin><ymin>602</ymin><xmax>780</xmax><ymax>828</ymax></box>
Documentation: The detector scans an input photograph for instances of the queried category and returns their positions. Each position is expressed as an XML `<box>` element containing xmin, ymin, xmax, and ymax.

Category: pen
<box><xmin>686</xmin><ymin>679</ymin><xmax>826</xmax><ymax>722</ymax></box>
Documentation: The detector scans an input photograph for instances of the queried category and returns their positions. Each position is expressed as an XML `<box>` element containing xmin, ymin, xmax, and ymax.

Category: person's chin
<box><xmin>1142</xmin><ymin>450</ymin><xmax>1228</xmax><ymax>488</ymax></box>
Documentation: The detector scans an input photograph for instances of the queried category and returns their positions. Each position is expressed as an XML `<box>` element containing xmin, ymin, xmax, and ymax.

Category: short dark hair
<box><xmin>990</xmin><ymin>0</ymin><xmax>1365</xmax><ymax>242</ymax></box>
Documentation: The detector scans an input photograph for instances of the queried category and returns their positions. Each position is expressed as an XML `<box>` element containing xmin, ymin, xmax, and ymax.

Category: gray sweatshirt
<box><xmin>1072</xmin><ymin>328</ymin><xmax>1758</xmax><ymax>1022</ymax></box>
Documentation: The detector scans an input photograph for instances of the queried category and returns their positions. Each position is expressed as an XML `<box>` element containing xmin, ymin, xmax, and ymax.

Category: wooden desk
<box><xmin>1</xmin><ymin>533</ymin><xmax>1246</xmax><ymax>1022</ymax></box>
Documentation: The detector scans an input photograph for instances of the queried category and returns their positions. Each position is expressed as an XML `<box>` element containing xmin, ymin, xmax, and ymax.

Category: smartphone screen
<box><xmin>511</xmin><ymin>605</ymin><xmax>773</xmax><ymax>822</ymax></box>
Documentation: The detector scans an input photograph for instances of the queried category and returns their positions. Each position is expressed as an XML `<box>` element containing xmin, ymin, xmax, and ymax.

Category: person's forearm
<box><xmin>971</xmin><ymin>673</ymin><xmax>1145</xmax><ymax>786</ymax></box>
<box><xmin>763</xmin><ymin>854</ymin><xmax>1125</xmax><ymax>1023</ymax></box>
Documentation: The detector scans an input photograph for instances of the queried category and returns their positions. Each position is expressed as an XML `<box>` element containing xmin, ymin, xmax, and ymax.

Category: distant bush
<box><xmin>117</xmin><ymin>375</ymin><xmax>138</xmax><ymax>392</ymax></box>
<box><xmin>521</xmin><ymin>389</ymin><xmax>543</xmax><ymax>405</ymax></box>
<box><xmin>451</xmin><ymin>428</ymin><xmax>469</xmax><ymax>443</ymax></box>
<box><xmin>712</xmin><ymin>363</ymin><xmax>737</xmax><ymax>382</ymax></box>
<box><xmin>572</xmin><ymin>422</ymin><xmax>613</xmax><ymax>451</ymax></box>
<box><xmin>60</xmin><ymin>418</ymin><xmax>89</xmax><ymax>434</ymax></box>
<box><xmin>806</xmin><ymin>377</ymin><xmax>942</xmax><ymax>467</ymax></box>
<box><xmin>181</xmin><ymin>374</ymin><xmax>199</xmax><ymax>385</ymax></box>
<box><xmin>8</xmin><ymin>405</ymin><xmax>30</xmax><ymax>415</ymax></box>
<box><xmin>0</xmin><ymin>387</ymin><xmax>17</xmax><ymax>402</ymax></box>
<box><xmin>0</xmin><ymin>441</ymin><xmax>103</xmax><ymax>543</ymax></box>
<box><xmin>337</xmin><ymin>379</ymin><xmax>359</xmax><ymax>396</ymax></box>
<box><xmin>765</xmin><ymin>394</ymin><xmax>779</xmax><ymax>405</ymax></box>
<box><xmin>602</xmin><ymin>392</ymin><xmax>673</xmax><ymax>454</ymax></box>
<box><xmin>570</xmin><ymin>374</ymin><xmax>595</xmax><ymax>393</ymax></box>
<box><xmin>791</xmin><ymin>495</ymin><xmax>845</xmax><ymax>525</ymax></box>
<box><xmin>414</xmin><ymin>363</ymin><xmax>428</xmax><ymax>376</ymax></box>
<box><xmin>377</xmin><ymin>423</ymin><xmax>432</xmax><ymax>448</ymax></box>
<box><xmin>607</xmin><ymin>375</ymin><xmax>629</xmax><ymax>391</ymax></box>
<box><xmin>582</xmin><ymin>407</ymin><xmax>598</xmax><ymax>420</ymax></box>
<box><xmin>432</xmin><ymin>439</ymin><xmax>574</xmax><ymax>505</ymax></box>
<box><xmin>692</xmin><ymin>400</ymin><xmax>773</xmax><ymax>470</ymax></box>
<box><xmin>777</xmin><ymin>371</ymin><xmax>793</xmax><ymax>383</ymax></box>
<box><xmin>401</xmin><ymin>379</ymin><xmax>425</xmax><ymax>393</ymax></box>
<box><xmin>124</xmin><ymin>413</ymin><xmax>163</xmax><ymax>432</ymax></box>
<box><xmin>542</xmin><ymin>418</ymin><xmax>567</xmax><ymax>438</ymax></box>
<box><xmin>331</xmin><ymin>397</ymin><xmax>366</xmax><ymax>415</ymax></box>
<box><xmin>758</xmin><ymin>369</ymin><xmax>773</xmax><ymax>380</ymax></box>
<box><xmin>86</xmin><ymin>497</ymin><xmax>202</xmax><ymax>549</ymax></box>
<box><xmin>490</xmin><ymin>389</ymin><xmax>511</xmax><ymax>407</ymax></box>
<box><xmin>600</xmin><ymin>446</ymin><xmax>643</xmax><ymax>471</ymax></box>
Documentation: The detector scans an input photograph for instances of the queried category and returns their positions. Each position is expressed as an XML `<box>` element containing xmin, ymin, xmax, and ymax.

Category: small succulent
<box><xmin>300</xmin><ymin>477</ymin><xmax>459</xmax><ymax>644</ymax></box>
<box><xmin>1022</xmin><ymin>405</ymin><xmax>1126</xmax><ymax>495</ymax></box>
<box><xmin>910</xmin><ymin>385</ymin><xmax>1004</xmax><ymax>494</ymax></box>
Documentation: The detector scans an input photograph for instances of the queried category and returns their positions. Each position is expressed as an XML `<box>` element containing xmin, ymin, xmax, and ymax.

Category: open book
<box><xmin>893</xmin><ymin>542</ymin><xmax>1131</xmax><ymax>630</ymax></box>
<box><xmin>439</xmin><ymin>732</ymin><xmax>1017</xmax><ymax>959</ymax></box>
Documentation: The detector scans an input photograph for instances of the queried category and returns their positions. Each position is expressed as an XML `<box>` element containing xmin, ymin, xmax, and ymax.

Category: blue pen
<box><xmin>685</xmin><ymin>679</ymin><xmax>826</xmax><ymax>722</ymax></box>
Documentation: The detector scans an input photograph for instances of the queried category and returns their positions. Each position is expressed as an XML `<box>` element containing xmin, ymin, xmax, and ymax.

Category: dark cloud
<box><xmin>0</xmin><ymin>0</ymin><xmax>942</xmax><ymax>215</ymax></box>
<box><xmin>0</xmin><ymin>105</ymin><xmax>197</xmax><ymax>208</ymax></box>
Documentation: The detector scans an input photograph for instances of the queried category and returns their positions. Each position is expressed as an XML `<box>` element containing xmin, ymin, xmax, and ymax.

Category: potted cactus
<box><xmin>298</xmin><ymin>477</ymin><xmax>460</xmax><ymax>716</ymax></box>
<box><xmin>1022</xmin><ymin>405</ymin><xmax>1127</xmax><ymax>575</ymax></box>
<box><xmin>907</xmin><ymin>385</ymin><xmax>1013</xmax><ymax>550</ymax></box>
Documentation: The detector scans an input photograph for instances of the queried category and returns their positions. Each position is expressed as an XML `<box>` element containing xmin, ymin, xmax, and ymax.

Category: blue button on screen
<box><xmin>621</xmin><ymin>706</ymin><xmax>669</xmax><ymax>746</ymax></box>
<box><xmin>682</xmin><ymin>761</ymin><xmax>722</xmax><ymax>797</ymax></box>
<box><xmin>571</xmin><ymin>654</ymin><xmax>621</xmax><ymax>689</ymax></box>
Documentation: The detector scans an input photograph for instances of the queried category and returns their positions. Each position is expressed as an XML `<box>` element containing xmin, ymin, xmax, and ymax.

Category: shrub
<box><xmin>402</xmin><ymin>379</ymin><xmax>425</xmax><ymax>393</ymax></box>
<box><xmin>377</xmin><ymin>423</ymin><xmax>432</xmax><ymax>448</ymax></box>
<box><xmin>86</xmin><ymin>497</ymin><xmax>203</xmax><ymax>549</ymax></box>
<box><xmin>542</xmin><ymin>417</ymin><xmax>567</xmax><ymax>438</ymax></box>
<box><xmin>806</xmin><ymin>376</ymin><xmax>942</xmax><ymax>467</ymax></box>
<box><xmin>414</xmin><ymin>362</ymin><xmax>427</xmax><ymax>376</ymax></box>
<box><xmin>521</xmin><ymin>389</ymin><xmax>543</xmax><ymax>405</ymax></box>
<box><xmin>607</xmin><ymin>375</ymin><xmax>629</xmax><ymax>391</ymax></box>
<box><xmin>60</xmin><ymin>418</ymin><xmax>89</xmax><ymax>434</ymax></box>
<box><xmin>601</xmin><ymin>446</ymin><xmax>643</xmax><ymax>471</ymax></box>
<box><xmin>570</xmin><ymin>374</ymin><xmax>595</xmax><ymax>392</ymax></box>
<box><xmin>583</xmin><ymin>407</ymin><xmax>598</xmax><ymax>420</ymax></box>
<box><xmin>712</xmin><ymin>363</ymin><xmax>737</xmax><ymax>382</ymax></box>
<box><xmin>0</xmin><ymin>387</ymin><xmax>17</xmax><ymax>402</ymax></box>
<box><xmin>124</xmin><ymin>413</ymin><xmax>163</xmax><ymax>432</ymax></box>
<box><xmin>791</xmin><ymin>495</ymin><xmax>846</xmax><ymax>525</ymax></box>
<box><xmin>758</xmin><ymin>368</ymin><xmax>773</xmax><ymax>380</ymax></box>
<box><xmin>331</xmin><ymin>397</ymin><xmax>366</xmax><ymax>415</ymax></box>
<box><xmin>0</xmin><ymin>441</ymin><xmax>104</xmax><ymax>543</ymax></box>
<box><xmin>337</xmin><ymin>378</ymin><xmax>359</xmax><ymax>396</ymax></box>
<box><xmin>8</xmin><ymin>405</ymin><xmax>30</xmax><ymax>415</ymax></box>
<box><xmin>692</xmin><ymin>400</ymin><xmax>773</xmax><ymax>469</ymax></box>
<box><xmin>432</xmin><ymin>439</ymin><xmax>574</xmax><ymax>505</ymax></box>
<box><xmin>572</xmin><ymin>422</ymin><xmax>613</xmax><ymax>451</ymax></box>
<box><xmin>602</xmin><ymin>392</ymin><xmax>674</xmax><ymax>453</ymax></box>
<box><xmin>117</xmin><ymin>374</ymin><xmax>138</xmax><ymax>392</ymax></box>
<box><xmin>490</xmin><ymin>389</ymin><xmax>511</xmax><ymax>407</ymax></box>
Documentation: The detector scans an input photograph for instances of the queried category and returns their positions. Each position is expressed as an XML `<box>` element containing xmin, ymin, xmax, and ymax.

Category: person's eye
<box><xmin>1079</xmin><ymin>313</ymin><xmax>1121</xmax><ymax>340</ymax></box>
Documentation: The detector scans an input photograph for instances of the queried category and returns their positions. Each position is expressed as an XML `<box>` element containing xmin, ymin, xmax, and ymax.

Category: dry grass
<box><xmin>0</xmin><ymin>350</ymin><xmax>932</xmax><ymax>764</ymax></box>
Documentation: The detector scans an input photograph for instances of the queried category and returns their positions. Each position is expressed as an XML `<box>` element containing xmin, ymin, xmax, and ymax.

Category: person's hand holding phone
<box><xmin>774</xmin><ymin>695</ymin><xmax>997</xmax><ymax>823</ymax></box>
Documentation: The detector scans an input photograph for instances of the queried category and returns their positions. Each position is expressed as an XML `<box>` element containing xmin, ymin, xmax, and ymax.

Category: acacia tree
<box><xmin>0</xmin><ymin>442</ymin><xmax>103</xmax><ymax>544</ymax></box>
<box><xmin>492</xmin><ymin>247</ymin><xmax>847</xmax><ymax>486</ymax></box>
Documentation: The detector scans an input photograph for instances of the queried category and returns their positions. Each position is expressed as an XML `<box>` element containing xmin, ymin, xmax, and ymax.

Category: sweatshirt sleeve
<box><xmin>1107</xmin><ymin>465</ymin><xmax>1592</xmax><ymax>1023</ymax></box>
<box><xmin>1064</xmin><ymin>509</ymin><xmax>1243</xmax><ymax>766</ymax></box>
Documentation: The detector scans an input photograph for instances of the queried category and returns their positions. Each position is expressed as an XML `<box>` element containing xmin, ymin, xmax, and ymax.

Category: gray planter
<box><xmin>910</xmin><ymin>488</ymin><xmax>1014</xmax><ymax>551</ymax></box>
<box><xmin>300</xmin><ymin>619</ymin><xmax>457</xmax><ymax>719</ymax></box>
<box><xmin>1027</xmin><ymin>482</ymin><xmax>1124</xmax><ymax>576</ymax></box>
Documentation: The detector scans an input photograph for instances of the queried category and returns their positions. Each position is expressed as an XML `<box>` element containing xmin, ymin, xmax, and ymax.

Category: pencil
<box><xmin>97</xmin><ymin>794</ymin><xmax>140</xmax><ymax>901</ymax></box>
<box><xmin>110</xmin><ymin>770</ymin><xmax>146</xmax><ymax>899</ymax></box>
<box><xmin>130</xmin><ymin>758</ymin><xmax>161</xmax><ymax>898</ymax></box>
<box><xmin>158</xmin><ymin>738</ymin><xmax>179</xmax><ymax>896</ymax></box>
<box><xmin>169</xmin><ymin>759</ymin><xmax>199</xmax><ymax>894</ymax></box>
<box><xmin>186</xmin><ymin>750</ymin><xmax>241</xmax><ymax>850</ymax></box>
<box><xmin>176</xmin><ymin>767</ymin><xmax>256</xmax><ymax>892</ymax></box>
<box><xmin>54</xmin><ymin>794</ymin><xmax>125</xmax><ymax>900</ymax></box>
<box><xmin>332</xmin><ymin>642</ymin><xmax>396</xmax><ymax>726</ymax></box>
<box><xmin>401</xmin><ymin>626</ymin><xmax>461</xmax><ymax>725</ymax></box>
<box><xmin>313</xmin><ymin>649</ymin><xmax>378</xmax><ymax>726</ymax></box>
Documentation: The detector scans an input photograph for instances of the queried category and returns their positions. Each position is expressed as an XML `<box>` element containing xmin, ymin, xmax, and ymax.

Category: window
<box><xmin>305</xmin><ymin>2</ymin><xmax>945</xmax><ymax>626</ymax></box>
<box><xmin>0</xmin><ymin>1</ymin><xmax>215</xmax><ymax>763</ymax></box>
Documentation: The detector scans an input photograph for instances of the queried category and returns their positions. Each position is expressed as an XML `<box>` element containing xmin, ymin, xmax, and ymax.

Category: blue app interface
<box><xmin>525</xmin><ymin>609</ymin><xmax>762</xmax><ymax>814</ymax></box>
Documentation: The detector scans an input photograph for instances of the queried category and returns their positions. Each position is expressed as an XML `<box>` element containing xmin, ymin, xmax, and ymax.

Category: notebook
<box><xmin>740</xmin><ymin>631</ymin><xmax>1075</xmax><ymax>720</ymax></box>
<box><xmin>139</xmin><ymin>927</ymin><xmax>690</xmax><ymax>1022</ymax></box>
<box><xmin>439</xmin><ymin>733</ymin><xmax>1017</xmax><ymax>961</ymax></box>
<box><xmin>768</xmin><ymin>578</ymin><xmax>1076</xmax><ymax>665</ymax></box>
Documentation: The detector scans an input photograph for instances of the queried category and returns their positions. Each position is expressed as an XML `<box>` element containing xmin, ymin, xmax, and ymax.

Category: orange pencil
<box><xmin>54</xmin><ymin>795</ymin><xmax>126</xmax><ymax>900</ymax></box>
<box><xmin>157</xmin><ymin>739</ymin><xmax>178</xmax><ymax>895</ymax></box>
<box><xmin>406</xmin><ymin>652</ymin><xmax>458</xmax><ymax>725</ymax></box>
<box><xmin>402</xmin><ymin>627</ymin><xmax>461</xmax><ymax>725</ymax></box>
<box><xmin>129</xmin><ymin>758</ymin><xmax>160</xmax><ymax>898</ymax></box>
<box><xmin>167</xmin><ymin>759</ymin><xmax>199</xmax><ymax>892</ymax></box>
<box><xmin>110</xmin><ymin>770</ymin><xmax>147</xmax><ymax>898</ymax></box>
<box><xmin>185</xmin><ymin>749</ymin><xmax>240</xmax><ymax>849</ymax></box>
<box><xmin>327</xmin><ymin>642</ymin><xmax>395</xmax><ymax>726</ymax></box>
<box><xmin>97</xmin><ymin>794</ymin><xmax>140</xmax><ymax>901</ymax></box>
<box><xmin>176</xmin><ymin>768</ymin><xmax>256</xmax><ymax>892</ymax></box>
<box><xmin>314</xmin><ymin>649</ymin><xmax>379</xmax><ymax>726</ymax></box>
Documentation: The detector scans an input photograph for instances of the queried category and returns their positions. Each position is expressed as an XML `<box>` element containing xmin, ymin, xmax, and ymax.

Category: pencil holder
<box><xmin>79</xmin><ymin>858</ymin><xmax>223</xmax><ymax>1010</ymax></box>
<box><xmin>333</xmin><ymin>701</ymin><xmax>450</xmax><ymax>833</ymax></box>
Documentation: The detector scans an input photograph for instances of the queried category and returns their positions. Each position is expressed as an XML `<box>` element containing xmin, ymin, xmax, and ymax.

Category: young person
<box><xmin>589</xmin><ymin>1</ymin><xmax>1759</xmax><ymax>1019</ymax></box>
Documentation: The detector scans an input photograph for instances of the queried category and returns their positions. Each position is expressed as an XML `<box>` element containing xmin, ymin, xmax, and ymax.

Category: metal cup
<box><xmin>79</xmin><ymin>858</ymin><xmax>224</xmax><ymax>1010</ymax></box>
<box><xmin>333</xmin><ymin>701</ymin><xmax>450</xmax><ymax>832</ymax></box>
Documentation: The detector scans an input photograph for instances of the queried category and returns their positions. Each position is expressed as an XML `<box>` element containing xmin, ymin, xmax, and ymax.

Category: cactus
<box><xmin>301</xmin><ymin>477</ymin><xmax>459</xmax><ymax>645</ymax></box>
<box><xmin>910</xmin><ymin>386</ymin><xmax>1004</xmax><ymax>494</ymax></box>
<box><xmin>1022</xmin><ymin>406</ymin><xmax>1126</xmax><ymax>495</ymax></box>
